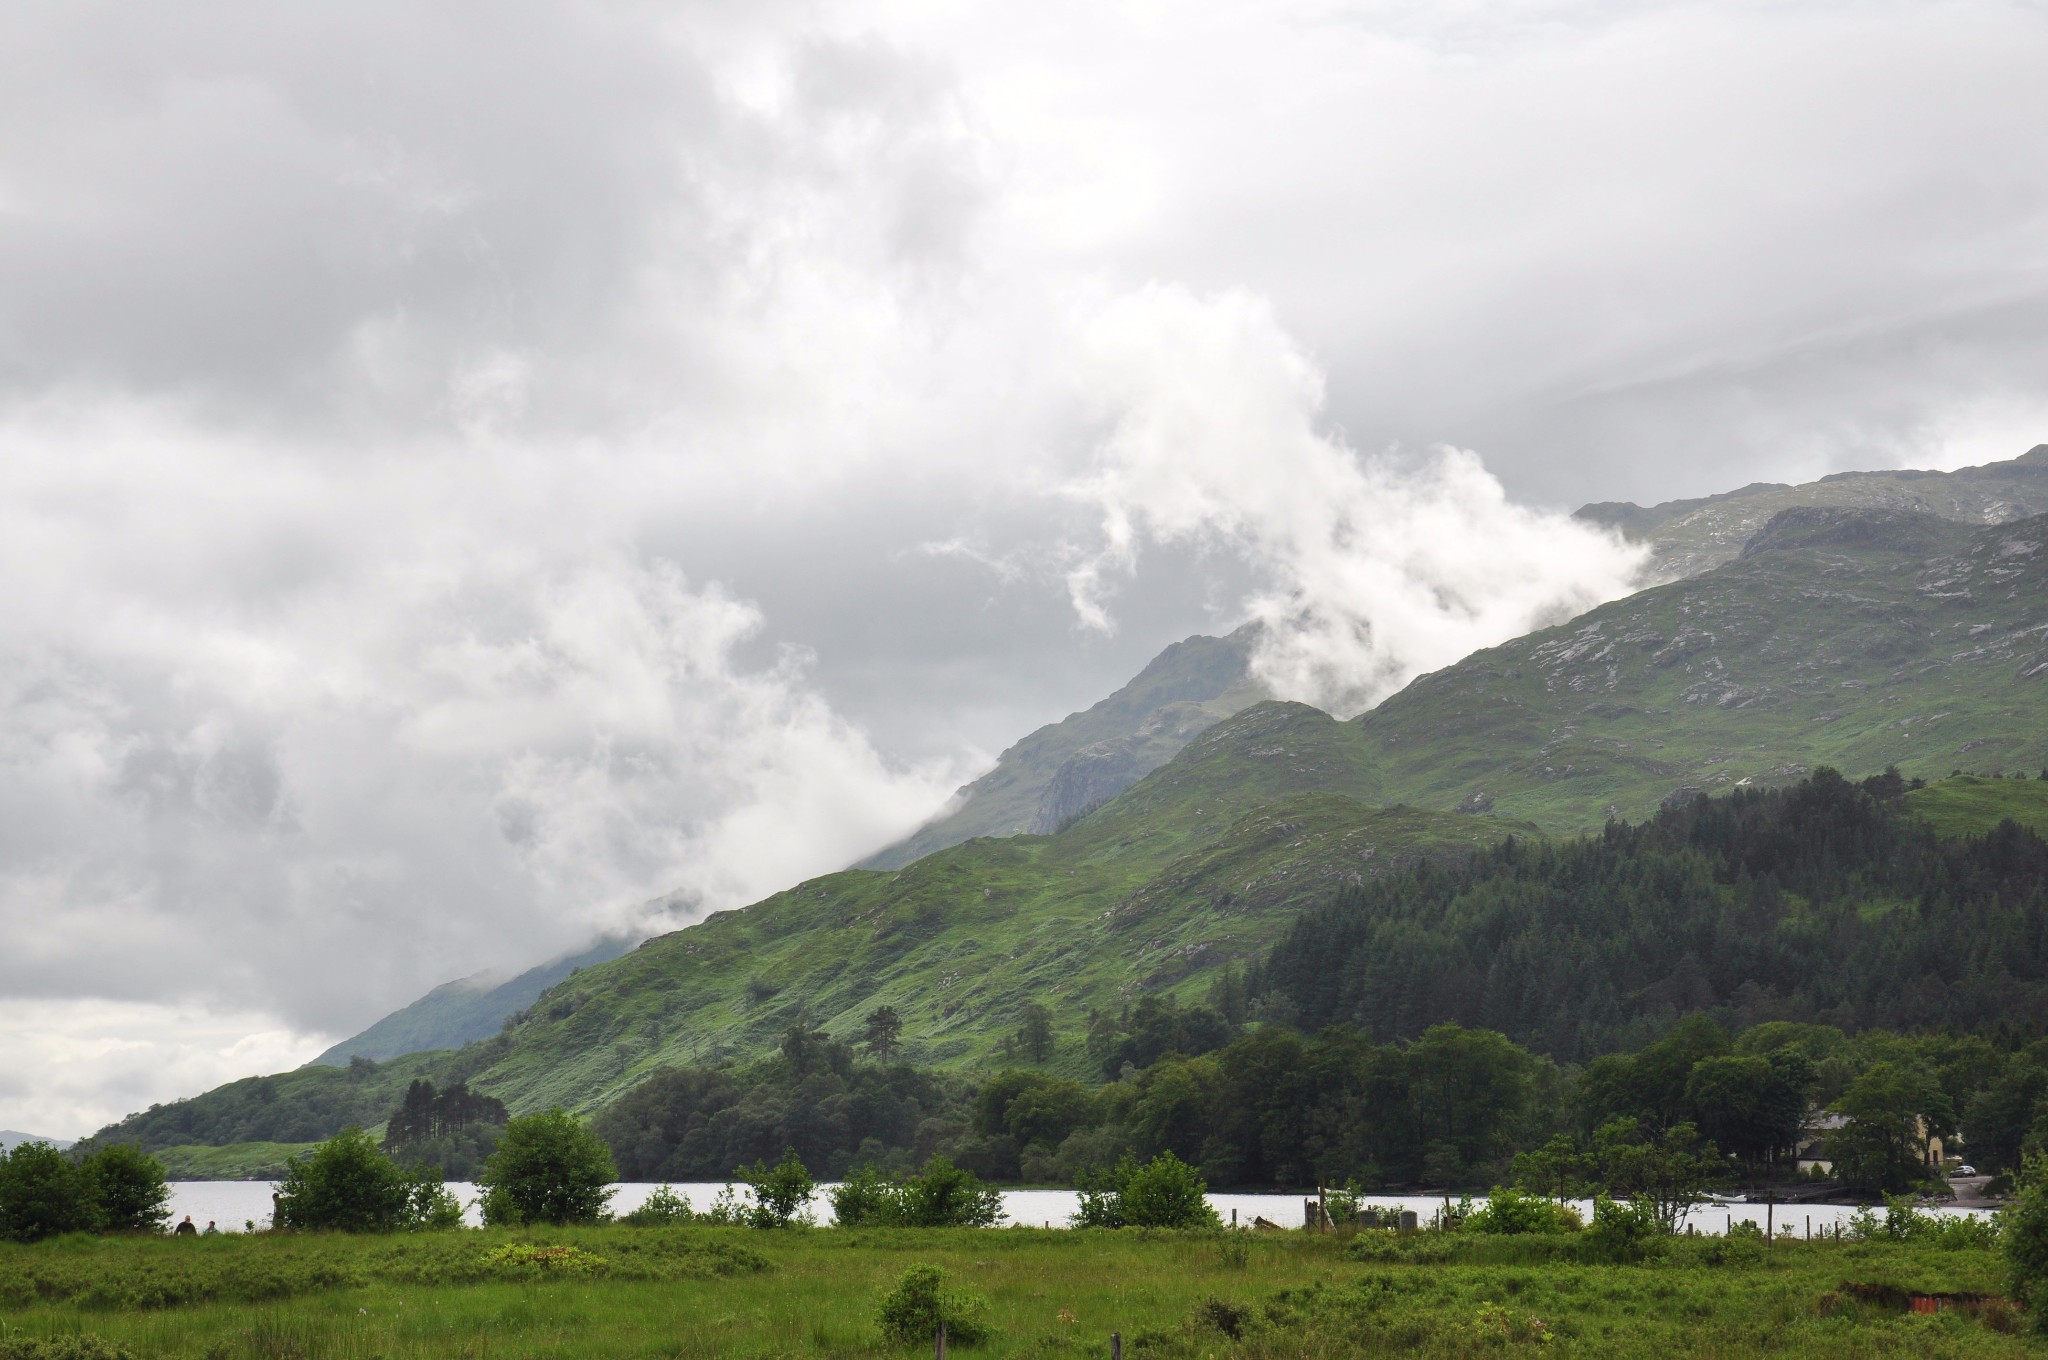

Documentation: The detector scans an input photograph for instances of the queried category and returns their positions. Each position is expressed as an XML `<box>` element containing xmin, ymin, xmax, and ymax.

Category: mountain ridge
<box><xmin>859</xmin><ymin>625</ymin><xmax>1269</xmax><ymax>869</ymax></box>
<box><xmin>1575</xmin><ymin>443</ymin><xmax>2048</xmax><ymax>578</ymax></box>
<box><xmin>307</xmin><ymin>934</ymin><xmax>637</xmax><ymax>1067</ymax></box>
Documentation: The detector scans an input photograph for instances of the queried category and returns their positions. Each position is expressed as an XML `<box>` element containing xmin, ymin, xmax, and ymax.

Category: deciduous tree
<box><xmin>478</xmin><ymin>1108</ymin><xmax>616</xmax><ymax>1226</ymax></box>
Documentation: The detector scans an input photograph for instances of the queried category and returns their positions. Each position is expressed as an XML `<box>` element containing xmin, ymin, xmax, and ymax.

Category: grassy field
<box><xmin>1905</xmin><ymin>774</ymin><xmax>2048</xmax><ymax>839</ymax></box>
<box><xmin>152</xmin><ymin>1145</ymin><xmax>317</xmax><ymax>1182</ymax></box>
<box><xmin>0</xmin><ymin>1225</ymin><xmax>2034</xmax><ymax>1359</ymax></box>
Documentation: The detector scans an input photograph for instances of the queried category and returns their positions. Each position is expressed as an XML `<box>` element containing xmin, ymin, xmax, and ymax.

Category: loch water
<box><xmin>162</xmin><ymin>1181</ymin><xmax>1993</xmax><ymax>1235</ymax></box>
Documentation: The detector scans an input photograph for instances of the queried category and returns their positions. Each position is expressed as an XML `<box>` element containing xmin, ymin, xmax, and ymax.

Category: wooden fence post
<box><xmin>1111</xmin><ymin>1331</ymin><xmax>1122</xmax><ymax>1360</ymax></box>
<box><xmin>935</xmin><ymin>1320</ymin><xmax>947</xmax><ymax>1360</ymax></box>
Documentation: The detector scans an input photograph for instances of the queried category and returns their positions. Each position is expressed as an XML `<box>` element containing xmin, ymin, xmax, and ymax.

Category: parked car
<box><xmin>1953</xmin><ymin>1165</ymin><xmax>1977</xmax><ymax>1176</ymax></box>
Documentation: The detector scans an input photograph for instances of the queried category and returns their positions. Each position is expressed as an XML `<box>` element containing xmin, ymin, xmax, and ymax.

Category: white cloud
<box><xmin>0</xmin><ymin>1000</ymin><xmax>326</xmax><ymax>1142</ymax></box>
<box><xmin>0</xmin><ymin>407</ymin><xmax>960</xmax><ymax>1134</ymax></box>
<box><xmin>1069</xmin><ymin>284</ymin><xmax>1649</xmax><ymax>714</ymax></box>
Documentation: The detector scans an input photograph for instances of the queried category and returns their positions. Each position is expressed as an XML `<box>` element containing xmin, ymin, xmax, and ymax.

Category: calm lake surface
<box><xmin>163</xmin><ymin>1182</ymin><xmax>1991</xmax><ymax>1235</ymax></box>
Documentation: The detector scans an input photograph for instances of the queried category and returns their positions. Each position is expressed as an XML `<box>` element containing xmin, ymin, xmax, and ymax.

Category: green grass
<box><xmin>0</xmin><ymin>1227</ymin><xmax>2033</xmax><ymax>1358</ymax></box>
<box><xmin>154</xmin><ymin>1144</ymin><xmax>317</xmax><ymax>1182</ymax></box>
<box><xmin>1905</xmin><ymin>775</ymin><xmax>2048</xmax><ymax>839</ymax></box>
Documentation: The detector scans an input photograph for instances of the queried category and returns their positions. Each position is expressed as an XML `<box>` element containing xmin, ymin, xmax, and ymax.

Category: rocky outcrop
<box><xmin>1029</xmin><ymin>742</ymin><xmax>1142</xmax><ymax>833</ymax></box>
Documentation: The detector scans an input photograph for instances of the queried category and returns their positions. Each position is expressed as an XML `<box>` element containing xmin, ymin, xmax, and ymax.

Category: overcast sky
<box><xmin>4</xmin><ymin>0</ymin><xmax>2045</xmax><ymax>1137</ymax></box>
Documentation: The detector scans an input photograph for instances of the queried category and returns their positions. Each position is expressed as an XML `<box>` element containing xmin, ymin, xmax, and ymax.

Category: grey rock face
<box><xmin>1030</xmin><ymin>742</ymin><xmax>1142</xmax><ymax>833</ymax></box>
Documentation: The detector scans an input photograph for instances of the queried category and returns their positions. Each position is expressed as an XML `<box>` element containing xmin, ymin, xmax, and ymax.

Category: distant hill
<box><xmin>308</xmin><ymin>934</ymin><xmax>636</xmax><ymax>1067</ymax></box>
<box><xmin>1353</xmin><ymin>507</ymin><xmax>2048</xmax><ymax>832</ymax></box>
<box><xmin>859</xmin><ymin>626</ymin><xmax>1268</xmax><ymax>869</ymax></box>
<box><xmin>0</xmin><ymin>1130</ymin><xmax>72</xmax><ymax>1152</ymax></box>
<box><xmin>1576</xmin><ymin>443</ymin><xmax>2048</xmax><ymax>578</ymax></box>
<box><xmin>868</xmin><ymin>448</ymin><xmax>2048</xmax><ymax>873</ymax></box>
<box><xmin>85</xmin><ymin>1054</ymin><xmax>429</xmax><ymax>1153</ymax></box>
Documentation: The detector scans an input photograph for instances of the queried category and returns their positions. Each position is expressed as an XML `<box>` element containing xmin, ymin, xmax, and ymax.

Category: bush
<box><xmin>1075</xmin><ymin>1152</ymin><xmax>1220</xmax><ymax>1229</ymax></box>
<box><xmin>2008</xmin><ymin>1153</ymin><xmax>2048</xmax><ymax>1324</ymax></box>
<box><xmin>621</xmin><ymin>1183</ymin><xmax>694</xmax><ymax>1226</ymax></box>
<box><xmin>274</xmin><ymin>1127</ymin><xmax>454</xmax><ymax>1233</ymax></box>
<box><xmin>478</xmin><ymin>1243</ymin><xmax>609</xmax><ymax>1275</ymax></box>
<box><xmin>477</xmin><ymin>1108</ymin><xmax>616</xmax><ymax>1226</ymax></box>
<box><xmin>829</xmin><ymin>1165</ymin><xmax>897</xmax><ymax>1227</ymax></box>
<box><xmin>697</xmin><ymin>1183</ymin><xmax>748</xmax><ymax>1226</ymax></box>
<box><xmin>736</xmin><ymin>1147</ymin><xmax>814</xmax><ymax>1228</ymax></box>
<box><xmin>1580</xmin><ymin>1195</ymin><xmax>1664</xmax><ymax>1262</ymax></box>
<box><xmin>899</xmin><ymin>1156</ymin><xmax>1005</xmax><ymax>1227</ymax></box>
<box><xmin>876</xmin><ymin>1263</ymin><xmax>991</xmax><ymax>1347</ymax></box>
<box><xmin>1463</xmin><ymin>1186</ymin><xmax>1580</xmax><ymax>1234</ymax></box>
<box><xmin>831</xmin><ymin>1157</ymin><xmax>1004</xmax><ymax>1228</ymax></box>
<box><xmin>0</xmin><ymin>1141</ymin><xmax>104</xmax><ymax>1242</ymax></box>
<box><xmin>81</xmin><ymin>1144</ymin><xmax>170</xmax><ymax>1233</ymax></box>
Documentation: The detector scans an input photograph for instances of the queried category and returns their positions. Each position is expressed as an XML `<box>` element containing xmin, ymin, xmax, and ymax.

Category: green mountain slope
<box><xmin>83</xmin><ymin>1058</ymin><xmax>424</xmax><ymax>1153</ymax></box>
<box><xmin>456</xmin><ymin>758</ymin><xmax>1526</xmax><ymax>1117</ymax></box>
<box><xmin>860</xmin><ymin>627</ymin><xmax>1267</xmax><ymax>869</ymax></box>
<box><xmin>1354</xmin><ymin>508</ymin><xmax>2048</xmax><ymax>833</ymax></box>
<box><xmin>88</xmin><ymin>716</ymin><xmax>1520</xmax><ymax>1146</ymax></box>
<box><xmin>308</xmin><ymin>934</ymin><xmax>635</xmax><ymax>1067</ymax></box>
<box><xmin>1576</xmin><ymin>443</ymin><xmax>2048</xmax><ymax>578</ymax></box>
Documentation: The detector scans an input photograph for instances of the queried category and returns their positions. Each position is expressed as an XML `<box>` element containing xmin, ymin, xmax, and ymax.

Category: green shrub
<box><xmin>1073</xmin><ymin>1152</ymin><xmax>1219</xmax><ymax>1229</ymax></box>
<box><xmin>876</xmin><ymin>1263</ymin><xmax>991</xmax><ymax>1347</ymax></box>
<box><xmin>1666</xmin><ymin>1222</ymin><xmax>1765</xmax><ymax>1268</ymax></box>
<box><xmin>697</xmin><ymin>1183</ymin><xmax>748</xmax><ymax>1226</ymax></box>
<box><xmin>829</xmin><ymin>1166</ymin><xmax>896</xmax><ymax>1227</ymax></box>
<box><xmin>1462</xmin><ymin>1186</ymin><xmax>1580</xmax><ymax>1235</ymax></box>
<box><xmin>274</xmin><ymin>1128</ymin><xmax>450</xmax><ymax>1232</ymax></box>
<box><xmin>478</xmin><ymin>1243</ymin><xmax>609</xmax><ymax>1275</ymax></box>
<box><xmin>0</xmin><ymin>1142</ymin><xmax>103</xmax><ymax>1242</ymax></box>
<box><xmin>80</xmin><ymin>1145</ymin><xmax>169</xmax><ymax>1234</ymax></box>
<box><xmin>477</xmin><ymin>1108</ymin><xmax>616</xmax><ymax>1226</ymax></box>
<box><xmin>621</xmin><ymin>1184</ymin><xmax>694</xmax><ymax>1226</ymax></box>
<box><xmin>830</xmin><ymin>1157</ymin><xmax>1004</xmax><ymax>1228</ymax></box>
<box><xmin>1580</xmin><ymin>1195</ymin><xmax>1663</xmax><ymax>1262</ymax></box>
<box><xmin>2007</xmin><ymin>1152</ymin><xmax>2048</xmax><ymax>1325</ymax></box>
<box><xmin>736</xmin><ymin>1147</ymin><xmax>814</xmax><ymax>1228</ymax></box>
<box><xmin>897</xmin><ymin>1156</ymin><xmax>1005</xmax><ymax>1227</ymax></box>
<box><xmin>1835</xmin><ymin>1193</ymin><xmax>1998</xmax><ymax>1250</ymax></box>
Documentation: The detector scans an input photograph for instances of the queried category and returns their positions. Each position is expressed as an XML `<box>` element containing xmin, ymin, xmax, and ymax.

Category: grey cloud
<box><xmin>0</xmin><ymin>3</ymin><xmax>714</xmax><ymax>425</ymax></box>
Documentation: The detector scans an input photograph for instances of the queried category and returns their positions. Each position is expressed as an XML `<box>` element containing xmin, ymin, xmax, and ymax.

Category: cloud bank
<box><xmin>1069</xmin><ymin>286</ymin><xmax>1648</xmax><ymax>714</ymax></box>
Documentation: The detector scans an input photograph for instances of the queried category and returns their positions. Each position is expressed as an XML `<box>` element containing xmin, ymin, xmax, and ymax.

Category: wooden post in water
<box><xmin>935</xmin><ymin>1320</ymin><xmax>947</xmax><ymax>1360</ymax></box>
